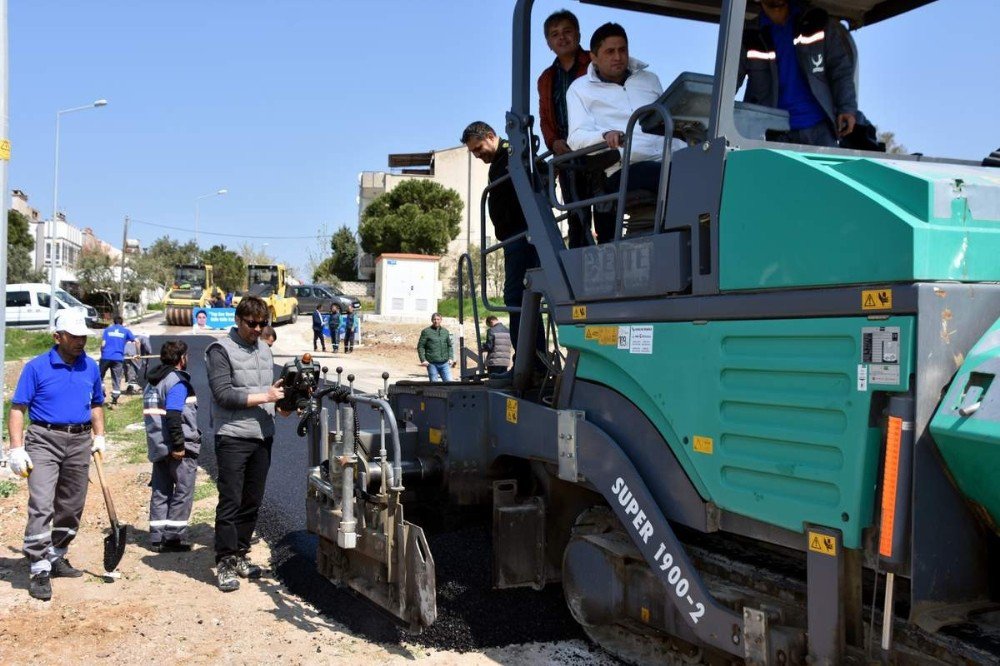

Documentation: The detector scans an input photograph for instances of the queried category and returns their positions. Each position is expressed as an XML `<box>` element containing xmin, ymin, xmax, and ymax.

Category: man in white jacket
<box><xmin>567</xmin><ymin>22</ymin><xmax>667</xmax><ymax>243</ymax></box>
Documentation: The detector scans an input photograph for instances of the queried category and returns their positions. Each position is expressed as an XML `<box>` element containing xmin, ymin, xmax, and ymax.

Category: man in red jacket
<box><xmin>537</xmin><ymin>9</ymin><xmax>592</xmax><ymax>248</ymax></box>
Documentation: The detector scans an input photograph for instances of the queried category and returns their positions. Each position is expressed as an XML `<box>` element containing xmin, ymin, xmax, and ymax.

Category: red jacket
<box><xmin>537</xmin><ymin>49</ymin><xmax>590</xmax><ymax>150</ymax></box>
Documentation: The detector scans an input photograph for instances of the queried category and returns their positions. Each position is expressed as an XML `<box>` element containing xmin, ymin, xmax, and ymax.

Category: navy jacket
<box><xmin>739</xmin><ymin>3</ymin><xmax>857</xmax><ymax>127</ymax></box>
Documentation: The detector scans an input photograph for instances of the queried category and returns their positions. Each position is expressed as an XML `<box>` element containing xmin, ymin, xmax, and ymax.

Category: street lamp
<box><xmin>194</xmin><ymin>188</ymin><xmax>227</xmax><ymax>247</ymax></box>
<box><xmin>48</xmin><ymin>98</ymin><xmax>108</xmax><ymax>328</ymax></box>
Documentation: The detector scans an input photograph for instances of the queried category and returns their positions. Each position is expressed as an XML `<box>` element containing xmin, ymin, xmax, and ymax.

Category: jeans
<box><xmin>426</xmin><ymin>361</ymin><xmax>452</xmax><ymax>382</ymax></box>
<box><xmin>214</xmin><ymin>435</ymin><xmax>272</xmax><ymax>562</ymax></box>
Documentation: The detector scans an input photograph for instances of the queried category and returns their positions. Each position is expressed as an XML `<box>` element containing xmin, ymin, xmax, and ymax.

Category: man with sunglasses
<box><xmin>205</xmin><ymin>296</ymin><xmax>286</xmax><ymax>592</ymax></box>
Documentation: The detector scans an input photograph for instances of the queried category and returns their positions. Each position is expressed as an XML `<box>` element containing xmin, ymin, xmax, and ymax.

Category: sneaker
<box><xmin>234</xmin><ymin>555</ymin><xmax>262</xmax><ymax>579</ymax></box>
<box><xmin>50</xmin><ymin>556</ymin><xmax>83</xmax><ymax>578</ymax></box>
<box><xmin>217</xmin><ymin>557</ymin><xmax>240</xmax><ymax>592</ymax></box>
<box><xmin>29</xmin><ymin>573</ymin><xmax>52</xmax><ymax>601</ymax></box>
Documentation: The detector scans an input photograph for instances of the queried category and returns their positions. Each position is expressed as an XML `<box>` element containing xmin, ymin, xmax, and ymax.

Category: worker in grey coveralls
<box><xmin>205</xmin><ymin>295</ymin><xmax>286</xmax><ymax>592</ymax></box>
<box><xmin>143</xmin><ymin>340</ymin><xmax>200</xmax><ymax>552</ymax></box>
<box><xmin>7</xmin><ymin>310</ymin><xmax>107</xmax><ymax>601</ymax></box>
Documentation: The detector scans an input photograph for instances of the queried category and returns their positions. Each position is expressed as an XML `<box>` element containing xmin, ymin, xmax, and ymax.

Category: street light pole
<box><xmin>118</xmin><ymin>215</ymin><xmax>129</xmax><ymax>317</ymax></box>
<box><xmin>47</xmin><ymin>98</ymin><xmax>108</xmax><ymax>328</ymax></box>
<box><xmin>0</xmin><ymin>0</ymin><xmax>10</xmax><ymax>458</ymax></box>
<box><xmin>194</xmin><ymin>188</ymin><xmax>227</xmax><ymax>247</ymax></box>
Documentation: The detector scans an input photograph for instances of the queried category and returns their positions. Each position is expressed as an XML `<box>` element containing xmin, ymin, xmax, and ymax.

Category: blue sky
<box><xmin>9</xmin><ymin>0</ymin><xmax>998</xmax><ymax>276</ymax></box>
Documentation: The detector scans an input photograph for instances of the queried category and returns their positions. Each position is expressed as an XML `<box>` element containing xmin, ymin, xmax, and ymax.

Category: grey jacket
<box><xmin>483</xmin><ymin>323</ymin><xmax>512</xmax><ymax>369</ymax></box>
<box><xmin>144</xmin><ymin>365</ymin><xmax>201</xmax><ymax>462</ymax></box>
<box><xmin>739</xmin><ymin>4</ymin><xmax>857</xmax><ymax>126</ymax></box>
<box><xmin>206</xmin><ymin>328</ymin><xmax>275</xmax><ymax>440</ymax></box>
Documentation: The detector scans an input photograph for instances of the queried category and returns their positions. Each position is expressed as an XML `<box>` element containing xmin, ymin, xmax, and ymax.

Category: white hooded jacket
<box><xmin>566</xmin><ymin>57</ymin><xmax>666</xmax><ymax>173</ymax></box>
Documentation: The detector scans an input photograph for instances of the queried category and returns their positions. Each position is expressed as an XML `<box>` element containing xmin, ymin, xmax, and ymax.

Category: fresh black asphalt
<box><xmin>154</xmin><ymin>334</ymin><xmax>586</xmax><ymax>651</ymax></box>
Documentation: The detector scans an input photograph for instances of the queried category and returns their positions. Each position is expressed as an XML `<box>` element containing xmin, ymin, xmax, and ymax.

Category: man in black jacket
<box><xmin>461</xmin><ymin>121</ymin><xmax>540</xmax><ymax>350</ymax></box>
<box><xmin>740</xmin><ymin>0</ymin><xmax>857</xmax><ymax>147</ymax></box>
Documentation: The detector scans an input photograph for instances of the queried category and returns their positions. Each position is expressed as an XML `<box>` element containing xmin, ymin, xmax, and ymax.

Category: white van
<box><xmin>5</xmin><ymin>283</ymin><xmax>99</xmax><ymax>329</ymax></box>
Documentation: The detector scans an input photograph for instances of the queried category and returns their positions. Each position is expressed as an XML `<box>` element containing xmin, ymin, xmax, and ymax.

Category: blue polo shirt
<box><xmin>12</xmin><ymin>347</ymin><xmax>105</xmax><ymax>424</ymax></box>
<box><xmin>101</xmin><ymin>324</ymin><xmax>135</xmax><ymax>362</ymax></box>
<box><xmin>762</xmin><ymin>8</ymin><xmax>827</xmax><ymax>130</ymax></box>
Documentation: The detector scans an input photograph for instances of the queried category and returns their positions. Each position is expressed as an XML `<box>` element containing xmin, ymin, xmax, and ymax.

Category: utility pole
<box><xmin>117</xmin><ymin>215</ymin><xmax>129</xmax><ymax>317</ymax></box>
<box><xmin>0</xmin><ymin>0</ymin><xmax>10</xmax><ymax>459</ymax></box>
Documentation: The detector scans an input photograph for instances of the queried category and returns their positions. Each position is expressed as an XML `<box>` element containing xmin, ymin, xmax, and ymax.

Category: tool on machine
<box><xmin>91</xmin><ymin>450</ymin><xmax>127</xmax><ymax>578</ymax></box>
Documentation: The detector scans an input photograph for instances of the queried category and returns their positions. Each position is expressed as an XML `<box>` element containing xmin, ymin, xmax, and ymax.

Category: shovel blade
<box><xmin>103</xmin><ymin>524</ymin><xmax>128</xmax><ymax>572</ymax></box>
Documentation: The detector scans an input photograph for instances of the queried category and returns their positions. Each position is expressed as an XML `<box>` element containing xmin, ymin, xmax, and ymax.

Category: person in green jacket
<box><xmin>416</xmin><ymin>313</ymin><xmax>455</xmax><ymax>382</ymax></box>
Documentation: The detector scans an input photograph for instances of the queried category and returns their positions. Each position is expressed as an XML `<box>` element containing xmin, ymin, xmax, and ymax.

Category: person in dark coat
<box><xmin>481</xmin><ymin>315</ymin><xmax>512</xmax><ymax>376</ymax></box>
<box><xmin>311</xmin><ymin>304</ymin><xmax>327</xmax><ymax>352</ymax></box>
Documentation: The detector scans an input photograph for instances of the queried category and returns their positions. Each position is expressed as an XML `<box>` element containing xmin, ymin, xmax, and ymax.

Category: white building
<box><xmin>373</xmin><ymin>253</ymin><xmax>441</xmax><ymax>319</ymax></box>
<box><xmin>358</xmin><ymin>145</ymin><xmax>490</xmax><ymax>282</ymax></box>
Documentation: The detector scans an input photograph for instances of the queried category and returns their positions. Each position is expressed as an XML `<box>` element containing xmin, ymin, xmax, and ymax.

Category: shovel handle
<box><xmin>92</xmin><ymin>450</ymin><xmax>119</xmax><ymax>527</ymax></box>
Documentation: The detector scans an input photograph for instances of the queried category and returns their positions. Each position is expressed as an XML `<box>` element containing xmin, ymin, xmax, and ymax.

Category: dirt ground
<box><xmin>0</xmin><ymin>316</ymin><xmax>601</xmax><ymax>665</ymax></box>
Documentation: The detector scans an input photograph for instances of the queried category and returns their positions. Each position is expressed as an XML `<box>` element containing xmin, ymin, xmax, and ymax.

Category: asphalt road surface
<box><xmin>153</xmin><ymin>334</ymin><xmax>586</xmax><ymax>651</ymax></box>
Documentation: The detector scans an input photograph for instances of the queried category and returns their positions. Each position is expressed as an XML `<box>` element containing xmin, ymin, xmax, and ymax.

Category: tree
<box><xmin>7</xmin><ymin>210</ymin><xmax>45</xmax><ymax>283</ymax></box>
<box><xmin>484</xmin><ymin>245</ymin><xmax>505</xmax><ymax>300</ymax></box>
<box><xmin>312</xmin><ymin>257</ymin><xmax>342</xmax><ymax>286</ymax></box>
<box><xmin>76</xmin><ymin>245</ymin><xmax>160</xmax><ymax>312</ymax></box>
<box><xmin>329</xmin><ymin>225</ymin><xmax>359</xmax><ymax>280</ymax></box>
<box><xmin>237</xmin><ymin>241</ymin><xmax>274</xmax><ymax>266</ymax></box>
<box><xmin>878</xmin><ymin>131</ymin><xmax>907</xmax><ymax>155</ymax></box>
<box><xmin>144</xmin><ymin>236</ymin><xmax>202</xmax><ymax>287</ymax></box>
<box><xmin>358</xmin><ymin>180</ymin><xmax>462</xmax><ymax>257</ymax></box>
<box><xmin>199</xmin><ymin>244</ymin><xmax>245</xmax><ymax>292</ymax></box>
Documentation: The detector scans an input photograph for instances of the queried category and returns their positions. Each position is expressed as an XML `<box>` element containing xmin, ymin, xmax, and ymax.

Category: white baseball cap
<box><xmin>53</xmin><ymin>310</ymin><xmax>92</xmax><ymax>336</ymax></box>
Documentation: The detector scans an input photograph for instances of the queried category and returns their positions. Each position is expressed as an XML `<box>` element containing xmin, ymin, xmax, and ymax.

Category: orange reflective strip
<box><xmin>879</xmin><ymin>416</ymin><xmax>903</xmax><ymax>558</ymax></box>
<box><xmin>747</xmin><ymin>49</ymin><xmax>776</xmax><ymax>60</ymax></box>
<box><xmin>793</xmin><ymin>30</ymin><xmax>825</xmax><ymax>45</ymax></box>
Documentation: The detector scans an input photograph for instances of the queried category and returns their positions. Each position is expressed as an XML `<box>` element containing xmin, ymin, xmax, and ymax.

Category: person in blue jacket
<box><xmin>100</xmin><ymin>315</ymin><xmax>135</xmax><ymax>406</ymax></box>
<box><xmin>311</xmin><ymin>304</ymin><xmax>327</xmax><ymax>352</ymax></box>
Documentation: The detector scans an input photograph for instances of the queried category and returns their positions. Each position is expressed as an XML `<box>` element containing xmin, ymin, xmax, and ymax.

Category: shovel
<box><xmin>91</xmin><ymin>450</ymin><xmax>128</xmax><ymax>574</ymax></box>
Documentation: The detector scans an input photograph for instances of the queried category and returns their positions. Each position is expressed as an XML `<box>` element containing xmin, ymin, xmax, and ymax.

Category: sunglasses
<box><xmin>241</xmin><ymin>319</ymin><xmax>269</xmax><ymax>329</ymax></box>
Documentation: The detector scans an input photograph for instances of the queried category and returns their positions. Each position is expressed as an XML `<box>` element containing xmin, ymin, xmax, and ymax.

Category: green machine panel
<box><xmin>561</xmin><ymin>316</ymin><xmax>914</xmax><ymax>547</ymax></box>
<box><xmin>719</xmin><ymin>150</ymin><xmax>1000</xmax><ymax>291</ymax></box>
<box><xmin>930</xmin><ymin>316</ymin><xmax>1000</xmax><ymax>530</ymax></box>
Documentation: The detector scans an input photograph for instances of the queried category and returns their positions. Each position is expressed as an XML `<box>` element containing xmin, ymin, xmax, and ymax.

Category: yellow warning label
<box><xmin>0</xmin><ymin>139</ymin><xmax>10</xmax><ymax>161</ymax></box>
<box><xmin>428</xmin><ymin>428</ymin><xmax>442</xmax><ymax>445</ymax></box>
<box><xmin>808</xmin><ymin>531</ymin><xmax>837</xmax><ymax>557</ymax></box>
<box><xmin>862</xmin><ymin>289</ymin><xmax>892</xmax><ymax>311</ymax></box>
<box><xmin>692</xmin><ymin>436</ymin><xmax>713</xmax><ymax>454</ymax></box>
<box><xmin>640</xmin><ymin>607</ymin><xmax>650</xmax><ymax>623</ymax></box>
<box><xmin>420</xmin><ymin>401</ymin><xmax>425</xmax><ymax>412</ymax></box>
<box><xmin>572</xmin><ymin>305</ymin><xmax>587</xmax><ymax>320</ymax></box>
<box><xmin>584</xmin><ymin>326</ymin><xmax>618</xmax><ymax>346</ymax></box>
<box><xmin>506</xmin><ymin>398</ymin><xmax>518</xmax><ymax>424</ymax></box>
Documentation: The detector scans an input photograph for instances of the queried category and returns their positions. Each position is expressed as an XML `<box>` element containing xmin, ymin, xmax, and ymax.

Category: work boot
<box><xmin>111</xmin><ymin>394</ymin><xmax>120</xmax><ymax>406</ymax></box>
<box><xmin>216</xmin><ymin>557</ymin><xmax>240</xmax><ymax>592</ymax></box>
<box><xmin>50</xmin><ymin>556</ymin><xmax>83</xmax><ymax>578</ymax></box>
<box><xmin>29</xmin><ymin>573</ymin><xmax>52</xmax><ymax>601</ymax></box>
<box><xmin>234</xmin><ymin>555</ymin><xmax>262</xmax><ymax>579</ymax></box>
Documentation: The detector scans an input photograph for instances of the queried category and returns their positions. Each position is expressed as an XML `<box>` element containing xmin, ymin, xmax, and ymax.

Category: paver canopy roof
<box><xmin>578</xmin><ymin>0</ymin><xmax>936</xmax><ymax>28</ymax></box>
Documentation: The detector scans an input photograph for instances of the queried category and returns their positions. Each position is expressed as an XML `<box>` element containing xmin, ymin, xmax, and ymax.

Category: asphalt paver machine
<box><xmin>302</xmin><ymin>1</ymin><xmax>1000</xmax><ymax>662</ymax></box>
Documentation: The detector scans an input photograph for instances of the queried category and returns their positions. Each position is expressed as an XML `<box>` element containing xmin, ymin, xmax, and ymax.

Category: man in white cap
<box><xmin>7</xmin><ymin>310</ymin><xmax>107</xmax><ymax>601</ymax></box>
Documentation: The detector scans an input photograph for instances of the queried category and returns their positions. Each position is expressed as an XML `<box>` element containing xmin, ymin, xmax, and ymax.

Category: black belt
<box><xmin>31</xmin><ymin>422</ymin><xmax>92</xmax><ymax>434</ymax></box>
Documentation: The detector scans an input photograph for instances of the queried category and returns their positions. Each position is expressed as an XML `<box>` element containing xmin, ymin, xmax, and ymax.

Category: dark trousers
<box><xmin>558</xmin><ymin>167</ymin><xmax>592</xmax><ymax>249</ymax></box>
<box><xmin>99</xmin><ymin>359</ymin><xmax>124</xmax><ymax>399</ymax></box>
<box><xmin>312</xmin><ymin>328</ymin><xmax>326</xmax><ymax>351</ymax></box>
<box><xmin>770</xmin><ymin>120</ymin><xmax>839</xmax><ymax>148</ymax></box>
<box><xmin>149</xmin><ymin>456</ymin><xmax>198</xmax><ymax>544</ymax></box>
<box><xmin>330</xmin><ymin>324</ymin><xmax>340</xmax><ymax>349</ymax></box>
<box><xmin>214</xmin><ymin>435</ymin><xmax>272</xmax><ymax>562</ymax></box>
<box><xmin>502</xmin><ymin>237</ymin><xmax>540</xmax><ymax>351</ymax></box>
<box><xmin>343</xmin><ymin>329</ymin><xmax>355</xmax><ymax>352</ymax></box>
<box><xmin>594</xmin><ymin>161</ymin><xmax>663</xmax><ymax>243</ymax></box>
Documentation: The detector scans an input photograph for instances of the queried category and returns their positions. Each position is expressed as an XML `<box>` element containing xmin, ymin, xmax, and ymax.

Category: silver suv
<box><xmin>291</xmin><ymin>284</ymin><xmax>360</xmax><ymax>314</ymax></box>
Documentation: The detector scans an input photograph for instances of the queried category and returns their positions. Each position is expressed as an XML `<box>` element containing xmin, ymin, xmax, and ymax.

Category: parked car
<box><xmin>5</xmin><ymin>283</ymin><xmax>100</xmax><ymax>329</ymax></box>
<box><xmin>290</xmin><ymin>284</ymin><xmax>361</xmax><ymax>315</ymax></box>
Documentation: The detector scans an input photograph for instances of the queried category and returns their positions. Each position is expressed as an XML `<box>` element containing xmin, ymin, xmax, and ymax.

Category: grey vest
<box><xmin>485</xmin><ymin>323</ymin><xmax>512</xmax><ymax>368</ymax></box>
<box><xmin>207</xmin><ymin>328</ymin><xmax>275</xmax><ymax>440</ymax></box>
<box><xmin>143</xmin><ymin>369</ymin><xmax>201</xmax><ymax>462</ymax></box>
